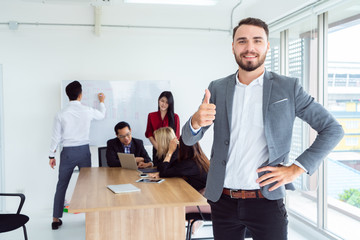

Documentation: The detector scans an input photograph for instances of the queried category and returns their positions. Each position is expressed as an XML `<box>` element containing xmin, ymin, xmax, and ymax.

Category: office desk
<box><xmin>68</xmin><ymin>167</ymin><xmax>208</xmax><ymax>240</ymax></box>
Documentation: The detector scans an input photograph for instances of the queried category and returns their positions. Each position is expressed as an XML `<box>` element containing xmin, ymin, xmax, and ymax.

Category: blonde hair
<box><xmin>154</xmin><ymin>127</ymin><xmax>176</xmax><ymax>158</ymax></box>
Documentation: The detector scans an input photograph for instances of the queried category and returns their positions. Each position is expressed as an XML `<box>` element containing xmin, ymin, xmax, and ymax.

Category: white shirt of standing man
<box><xmin>49</xmin><ymin>93</ymin><xmax>105</xmax><ymax>169</ymax></box>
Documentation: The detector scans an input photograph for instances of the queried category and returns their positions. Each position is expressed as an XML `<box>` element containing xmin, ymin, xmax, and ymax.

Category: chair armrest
<box><xmin>0</xmin><ymin>193</ymin><xmax>26</xmax><ymax>214</ymax></box>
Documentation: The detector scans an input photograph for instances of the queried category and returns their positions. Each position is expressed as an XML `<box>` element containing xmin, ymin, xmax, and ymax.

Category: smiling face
<box><xmin>232</xmin><ymin>24</ymin><xmax>270</xmax><ymax>72</ymax></box>
<box><xmin>117</xmin><ymin>127</ymin><xmax>132</xmax><ymax>146</ymax></box>
<box><xmin>158</xmin><ymin>97</ymin><xmax>169</xmax><ymax>112</ymax></box>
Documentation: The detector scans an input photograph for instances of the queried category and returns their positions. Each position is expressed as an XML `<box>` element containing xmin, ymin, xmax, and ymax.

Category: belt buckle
<box><xmin>229</xmin><ymin>189</ymin><xmax>237</xmax><ymax>199</ymax></box>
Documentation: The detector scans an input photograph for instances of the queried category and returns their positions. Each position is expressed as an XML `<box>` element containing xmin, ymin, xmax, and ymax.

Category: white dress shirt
<box><xmin>49</xmin><ymin>101</ymin><xmax>106</xmax><ymax>157</ymax></box>
<box><xmin>224</xmin><ymin>72</ymin><xmax>268</xmax><ymax>189</ymax></box>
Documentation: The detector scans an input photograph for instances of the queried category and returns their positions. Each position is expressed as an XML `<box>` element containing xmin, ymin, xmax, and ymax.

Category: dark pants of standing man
<box><xmin>208</xmin><ymin>194</ymin><xmax>288</xmax><ymax>240</ymax></box>
<box><xmin>53</xmin><ymin>144</ymin><xmax>91</xmax><ymax>219</ymax></box>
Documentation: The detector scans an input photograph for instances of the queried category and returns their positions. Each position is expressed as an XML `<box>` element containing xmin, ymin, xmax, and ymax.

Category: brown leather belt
<box><xmin>222</xmin><ymin>188</ymin><xmax>264</xmax><ymax>199</ymax></box>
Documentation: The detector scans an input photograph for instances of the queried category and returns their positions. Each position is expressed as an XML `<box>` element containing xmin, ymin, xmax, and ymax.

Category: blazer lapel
<box><xmin>130</xmin><ymin>140</ymin><xmax>136</xmax><ymax>154</ymax></box>
<box><xmin>226</xmin><ymin>74</ymin><xmax>237</xmax><ymax>129</ymax></box>
<box><xmin>262</xmin><ymin>70</ymin><xmax>273</xmax><ymax>122</ymax></box>
<box><xmin>117</xmin><ymin>138</ymin><xmax>125</xmax><ymax>153</ymax></box>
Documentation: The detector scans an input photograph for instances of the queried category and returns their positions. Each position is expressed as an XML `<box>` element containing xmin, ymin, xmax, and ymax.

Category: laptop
<box><xmin>117</xmin><ymin>153</ymin><xmax>158</xmax><ymax>173</ymax></box>
<box><xmin>117</xmin><ymin>153</ymin><xmax>138</xmax><ymax>170</ymax></box>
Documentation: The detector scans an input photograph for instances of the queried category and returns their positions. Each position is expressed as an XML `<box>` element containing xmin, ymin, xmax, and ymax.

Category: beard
<box><xmin>235</xmin><ymin>51</ymin><xmax>267</xmax><ymax>72</ymax></box>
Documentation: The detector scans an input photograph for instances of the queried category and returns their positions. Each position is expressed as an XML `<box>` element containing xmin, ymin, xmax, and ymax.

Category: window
<box><xmin>265</xmin><ymin>30</ymin><xmax>280</xmax><ymax>74</ymax></box>
<box><xmin>269</xmin><ymin>0</ymin><xmax>360</xmax><ymax>238</ymax></box>
<box><xmin>349</xmin><ymin>74</ymin><xmax>360</xmax><ymax>87</ymax></box>
<box><xmin>327</xmin><ymin>2</ymin><xmax>360</xmax><ymax>238</ymax></box>
<box><xmin>285</xmin><ymin>14</ymin><xmax>319</xmax><ymax>224</ymax></box>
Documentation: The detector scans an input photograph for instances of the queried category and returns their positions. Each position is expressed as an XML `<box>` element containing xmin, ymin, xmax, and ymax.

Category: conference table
<box><xmin>68</xmin><ymin>167</ymin><xmax>208</xmax><ymax>240</ymax></box>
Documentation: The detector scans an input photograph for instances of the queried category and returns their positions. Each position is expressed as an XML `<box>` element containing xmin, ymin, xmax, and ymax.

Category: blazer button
<box><xmin>222</xmin><ymin>160</ymin><xmax>226</xmax><ymax>165</ymax></box>
<box><xmin>224</xmin><ymin>140</ymin><xmax>229</xmax><ymax>145</ymax></box>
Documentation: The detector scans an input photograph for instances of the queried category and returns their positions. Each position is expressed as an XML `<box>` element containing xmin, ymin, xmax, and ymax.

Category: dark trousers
<box><xmin>53</xmin><ymin>145</ymin><xmax>91</xmax><ymax>218</ymax></box>
<box><xmin>208</xmin><ymin>194</ymin><xmax>288</xmax><ymax>240</ymax></box>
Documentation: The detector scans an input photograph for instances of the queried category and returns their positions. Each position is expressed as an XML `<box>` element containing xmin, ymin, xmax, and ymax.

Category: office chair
<box><xmin>98</xmin><ymin>146</ymin><xmax>109</xmax><ymax>167</ymax></box>
<box><xmin>0</xmin><ymin>193</ymin><xmax>29</xmax><ymax>240</ymax></box>
<box><xmin>186</xmin><ymin>206</ymin><xmax>212</xmax><ymax>240</ymax></box>
<box><xmin>185</xmin><ymin>206</ymin><xmax>252</xmax><ymax>240</ymax></box>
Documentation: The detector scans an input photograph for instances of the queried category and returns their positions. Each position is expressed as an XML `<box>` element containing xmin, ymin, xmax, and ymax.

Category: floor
<box><xmin>1</xmin><ymin>208</ymin><xmax>331</xmax><ymax>240</ymax></box>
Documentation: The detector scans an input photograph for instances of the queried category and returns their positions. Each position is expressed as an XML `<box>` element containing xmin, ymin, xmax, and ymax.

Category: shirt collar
<box><xmin>69</xmin><ymin>100</ymin><xmax>81</xmax><ymax>105</ymax></box>
<box><xmin>235</xmin><ymin>70</ymin><xmax>265</xmax><ymax>87</ymax></box>
<box><xmin>122</xmin><ymin>142</ymin><xmax>132</xmax><ymax>148</ymax></box>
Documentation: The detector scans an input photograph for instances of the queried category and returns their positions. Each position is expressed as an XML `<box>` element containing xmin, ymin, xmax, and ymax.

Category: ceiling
<box><xmin>4</xmin><ymin>0</ymin><xmax>322</xmax><ymax>32</ymax></box>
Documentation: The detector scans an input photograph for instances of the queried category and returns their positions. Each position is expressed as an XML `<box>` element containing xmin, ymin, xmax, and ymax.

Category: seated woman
<box><xmin>152</xmin><ymin>127</ymin><xmax>209</xmax><ymax>192</ymax></box>
<box><xmin>150</xmin><ymin>127</ymin><xmax>210</xmax><ymax>234</ymax></box>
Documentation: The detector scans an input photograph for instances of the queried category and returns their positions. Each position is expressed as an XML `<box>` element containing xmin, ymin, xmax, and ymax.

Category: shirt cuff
<box><xmin>49</xmin><ymin>150</ymin><xmax>56</xmax><ymax>158</ymax></box>
<box><xmin>189</xmin><ymin>116</ymin><xmax>201</xmax><ymax>136</ymax></box>
<box><xmin>294</xmin><ymin>161</ymin><xmax>308</xmax><ymax>173</ymax></box>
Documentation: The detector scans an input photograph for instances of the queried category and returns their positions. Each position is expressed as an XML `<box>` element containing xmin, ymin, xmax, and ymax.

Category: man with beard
<box><xmin>181</xmin><ymin>17</ymin><xmax>344</xmax><ymax>240</ymax></box>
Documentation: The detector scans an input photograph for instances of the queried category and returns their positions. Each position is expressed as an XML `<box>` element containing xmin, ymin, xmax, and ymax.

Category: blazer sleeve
<box><xmin>294</xmin><ymin>79</ymin><xmax>344</xmax><ymax>175</ymax></box>
<box><xmin>106</xmin><ymin>139</ymin><xmax>121</xmax><ymax>167</ymax></box>
<box><xmin>157</xmin><ymin>148</ymin><xmax>179</xmax><ymax>169</ymax></box>
<box><xmin>158</xmin><ymin>162</ymin><xmax>177</xmax><ymax>178</ymax></box>
<box><xmin>134</xmin><ymin>139</ymin><xmax>152</xmax><ymax>163</ymax></box>
<box><xmin>181</xmin><ymin>82</ymin><xmax>214</xmax><ymax>146</ymax></box>
<box><xmin>145</xmin><ymin>113</ymin><xmax>154</xmax><ymax>138</ymax></box>
<box><xmin>158</xmin><ymin>159</ymin><xmax>200</xmax><ymax>178</ymax></box>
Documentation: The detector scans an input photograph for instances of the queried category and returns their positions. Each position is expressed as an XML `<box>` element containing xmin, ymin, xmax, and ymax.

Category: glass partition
<box><xmin>285</xmin><ymin>13</ymin><xmax>319</xmax><ymax>224</ymax></box>
<box><xmin>265</xmin><ymin>30</ymin><xmax>280</xmax><ymax>74</ymax></box>
<box><xmin>326</xmin><ymin>1</ymin><xmax>360</xmax><ymax>238</ymax></box>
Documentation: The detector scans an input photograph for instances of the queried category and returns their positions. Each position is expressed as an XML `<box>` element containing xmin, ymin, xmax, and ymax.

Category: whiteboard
<box><xmin>61</xmin><ymin>80</ymin><xmax>170</xmax><ymax>146</ymax></box>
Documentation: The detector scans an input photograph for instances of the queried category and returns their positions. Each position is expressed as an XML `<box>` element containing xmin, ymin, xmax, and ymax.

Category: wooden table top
<box><xmin>68</xmin><ymin>167</ymin><xmax>208</xmax><ymax>213</ymax></box>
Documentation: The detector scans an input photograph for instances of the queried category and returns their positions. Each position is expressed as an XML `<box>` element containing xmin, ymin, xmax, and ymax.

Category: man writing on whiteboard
<box><xmin>48</xmin><ymin>81</ymin><xmax>106</xmax><ymax>230</ymax></box>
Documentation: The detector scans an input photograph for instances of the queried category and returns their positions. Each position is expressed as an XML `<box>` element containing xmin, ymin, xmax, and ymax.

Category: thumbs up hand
<box><xmin>191</xmin><ymin>89</ymin><xmax>216</xmax><ymax>129</ymax></box>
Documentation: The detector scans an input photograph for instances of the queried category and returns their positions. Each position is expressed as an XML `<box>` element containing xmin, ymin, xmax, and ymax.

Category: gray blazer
<box><xmin>182</xmin><ymin>70</ymin><xmax>344</xmax><ymax>201</ymax></box>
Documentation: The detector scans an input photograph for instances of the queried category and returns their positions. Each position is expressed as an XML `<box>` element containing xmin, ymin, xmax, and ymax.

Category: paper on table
<box><xmin>107</xmin><ymin>183</ymin><xmax>141</xmax><ymax>194</ymax></box>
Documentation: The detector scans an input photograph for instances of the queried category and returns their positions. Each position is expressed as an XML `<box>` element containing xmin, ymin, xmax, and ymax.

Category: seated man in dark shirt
<box><xmin>106</xmin><ymin>121</ymin><xmax>152</xmax><ymax>168</ymax></box>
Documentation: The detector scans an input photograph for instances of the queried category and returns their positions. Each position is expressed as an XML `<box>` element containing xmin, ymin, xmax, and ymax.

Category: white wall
<box><xmin>0</xmin><ymin>1</ymin><xmax>237</xmax><ymax>212</ymax></box>
<box><xmin>0</xmin><ymin>0</ymin><xmax>316</xmax><ymax>212</ymax></box>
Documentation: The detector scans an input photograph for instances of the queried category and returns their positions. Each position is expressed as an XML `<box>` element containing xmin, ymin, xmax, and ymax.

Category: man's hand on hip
<box><xmin>191</xmin><ymin>89</ymin><xmax>216</xmax><ymax>129</ymax></box>
<box><xmin>256</xmin><ymin>164</ymin><xmax>305</xmax><ymax>191</ymax></box>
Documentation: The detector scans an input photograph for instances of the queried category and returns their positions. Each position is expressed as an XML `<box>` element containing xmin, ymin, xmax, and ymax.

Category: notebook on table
<box><xmin>107</xmin><ymin>183</ymin><xmax>140</xmax><ymax>194</ymax></box>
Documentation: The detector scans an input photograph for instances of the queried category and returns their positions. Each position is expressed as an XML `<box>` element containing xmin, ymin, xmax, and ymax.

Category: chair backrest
<box><xmin>98</xmin><ymin>147</ymin><xmax>109</xmax><ymax>167</ymax></box>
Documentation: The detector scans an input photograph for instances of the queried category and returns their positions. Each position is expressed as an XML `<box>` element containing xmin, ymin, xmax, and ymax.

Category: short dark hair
<box><xmin>65</xmin><ymin>81</ymin><xmax>82</xmax><ymax>101</ymax></box>
<box><xmin>114</xmin><ymin>121</ymin><xmax>131</xmax><ymax>134</ymax></box>
<box><xmin>233</xmin><ymin>17</ymin><xmax>269</xmax><ymax>40</ymax></box>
